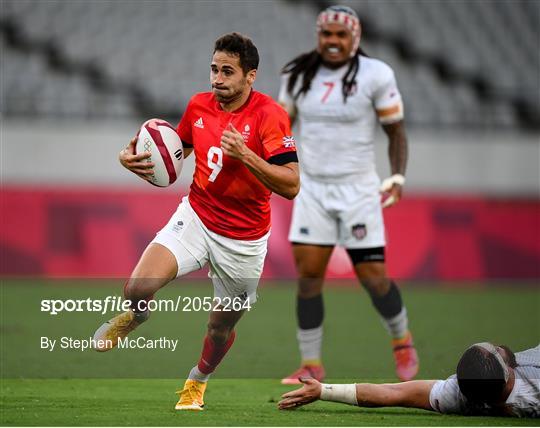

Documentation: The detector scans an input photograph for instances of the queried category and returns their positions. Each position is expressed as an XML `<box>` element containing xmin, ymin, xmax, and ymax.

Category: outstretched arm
<box><xmin>355</xmin><ymin>380</ymin><xmax>435</xmax><ymax>410</ymax></box>
<box><xmin>278</xmin><ymin>378</ymin><xmax>436</xmax><ymax>411</ymax></box>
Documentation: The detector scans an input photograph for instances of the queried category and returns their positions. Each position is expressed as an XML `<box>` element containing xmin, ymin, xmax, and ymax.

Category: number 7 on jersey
<box><xmin>321</xmin><ymin>82</ymin><xmax>335</xmax><ymax>103</ymax></box>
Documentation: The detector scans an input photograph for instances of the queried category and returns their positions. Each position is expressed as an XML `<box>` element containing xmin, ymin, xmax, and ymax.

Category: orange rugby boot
<box><xmin>392</xmin><ymin>331</ymin><xmax>419</xmax><ymax>381</ymax></box>
<box><xmin>281</xmin><ymin>363</ymin><xmax>326</xmax><ymax>385</ymax></box>
<box><xmin>175</xmin><ymin>379</ymin><xmax>207</xmax><ymax>411</ymax></box>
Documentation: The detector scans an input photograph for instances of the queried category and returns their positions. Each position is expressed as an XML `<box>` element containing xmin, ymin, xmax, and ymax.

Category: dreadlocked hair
<box><xmin>282</xmin><ymin>47</ymin><xmax>368</xmax><ymax>103</ymax></box>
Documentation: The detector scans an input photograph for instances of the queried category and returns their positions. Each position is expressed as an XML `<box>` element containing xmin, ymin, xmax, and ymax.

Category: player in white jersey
<box><xmin>278</xmin><ymin>5</ymin><xmax>418</xmax><ymax>384</ymax></box>
<box><xmin>279</xmin><ymin>343</ymin><xmax>540</xmax><ymax>418</ymax></box>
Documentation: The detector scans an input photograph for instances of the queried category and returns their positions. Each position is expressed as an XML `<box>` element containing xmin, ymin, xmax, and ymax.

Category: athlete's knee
<box><xmin>123</xmin><ymin>280</ymin><xmax>139</xmax><ymax>300</ymax></box>
<box><xmin>352</xmin><ymin>257</ymin><xmax>389</xmax><ymax>297</ymax></box>
<box><xmin>296</xmin><ymin>257</ymin><xmax>326</xmax><ymax>277</ymax></box>
<box><xmin>297</xmin><ymin>277</ymin><xmax>324</xmax><ymax>298</ymax></box>
<box><xmin>356</xmin><ymin>266</ymin><xmax>390</xmax><ymax>296</ymax></box>
<box><xmin>360</xmin><ymin>277</ymin><xmax>391</xmax><ymax>297</ymax></box>
<box><xmin>295</xmin><ymin>255</ymin><xmax>326</xmax><ymax>297</ymax></box>
<box><xmin>207</xmin><ymin>321</ymin><xmax>233</xmax><ymax>345</ymax></box>
<box><xmin>131</xmin><ymin>243</ymin><xmax>178</xmax><ymax>283</ymax></box>
<box><xmin>123</xmin><ymin>278</ymin><xmax>159</xmax><ymax>302</ymax></box>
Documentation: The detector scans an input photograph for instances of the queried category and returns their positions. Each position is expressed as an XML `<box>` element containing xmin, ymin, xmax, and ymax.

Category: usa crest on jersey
<box><xmin>352</xmin><ymin>223</ymin><xmax>367</xmax><ymax>240</ymax></box>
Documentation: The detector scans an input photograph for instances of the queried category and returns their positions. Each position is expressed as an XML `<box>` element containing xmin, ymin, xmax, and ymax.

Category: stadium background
<box><xmin>1</xmin><ymin>0</ymin><xmax>539</xmax><ymax>280</ymax></box>
<box><xmin>0</xmin><ymin>0</ymin><xmax>539</xmax><ymax>425</ymax></box>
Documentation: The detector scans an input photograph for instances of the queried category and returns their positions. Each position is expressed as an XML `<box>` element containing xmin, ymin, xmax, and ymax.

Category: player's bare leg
<box><xmin>176</xmin><ymin>308</ymin><xmax>245</xmax><ymax>410</ymax></box>
<box><xmin>93</xmin><ymin>243</ymin><xmax>177</xmax><ymax>351</ymax></box>
<box><xmin>353</xmin><ymin>261</ymin><xmax>419</xmax><ymax>381</ymax></box>
<box><xmin>282</xmin><ymin>244</ymin><xmax>333</xmax><ymax>385</ymax></box>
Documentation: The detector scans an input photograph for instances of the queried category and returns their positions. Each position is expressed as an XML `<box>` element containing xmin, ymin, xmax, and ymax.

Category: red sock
<box><xmin>197</xmin><ymin>331</ymin><xmax>236</xmax><ymax>374</ymax></box>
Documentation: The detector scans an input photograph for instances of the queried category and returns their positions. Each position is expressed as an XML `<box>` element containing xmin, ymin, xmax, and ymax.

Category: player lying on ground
<box><xmin>279</xmin><ymin>343</ymin><xmax>539</xmax><ymax>418</ymax></box>
<box><xmin>92</xmin><ymin>32</ymin><xmax>299</xmax><ymax>411</ymax></box>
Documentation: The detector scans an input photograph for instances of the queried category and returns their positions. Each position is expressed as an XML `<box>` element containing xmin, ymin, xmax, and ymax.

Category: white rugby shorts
<box><xmin>288</xmin><ymin>174</ymin><xmax>385</xmax><ymax>249</ymax></box>
<box><xmin>151</xmin><ymin>197</ymin><xmax>268</xmax><ymax>304</ymax></box>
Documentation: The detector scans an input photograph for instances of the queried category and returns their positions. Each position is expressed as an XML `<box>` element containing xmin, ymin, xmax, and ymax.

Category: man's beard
<box><xmin>212</xmin><ymin>78</ymin><xmax>247</xmax><ymax>104</ymax></box>
<box><xmin>212</xmin><ymin>88</ymin><xmax>229</xmax><ymax>102</ymax></box>
<box><xmin>213</xmin><ymin>86</ymin><xmax>242</xmax><ymax>103</ymax></box>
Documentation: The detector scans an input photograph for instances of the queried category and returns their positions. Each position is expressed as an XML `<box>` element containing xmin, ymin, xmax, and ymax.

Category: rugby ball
<box><xmin>136</xmin><ymin>118</ymin><xmax>184</xmax><ymax>187</ymax></box>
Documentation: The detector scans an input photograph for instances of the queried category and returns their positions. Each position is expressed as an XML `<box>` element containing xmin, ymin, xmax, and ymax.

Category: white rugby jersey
<box><xmin>278</xmin><ymin>55</ymin><xmax>403</xmax><ymax>183</ymax></box>
<box><xmin>429</xmin><ymin>345</ymin><xmax>540</xmax><ymax>418</ymax></box>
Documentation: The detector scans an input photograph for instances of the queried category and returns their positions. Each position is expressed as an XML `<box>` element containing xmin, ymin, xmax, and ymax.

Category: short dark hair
<box><xmin>456</xmin><ymin>346</ymin><xmax>507</xmax><ymax>404</ymax></box>
<box><xmin>213</xmin><ymin>32</ymin><xmax>259</xmax><ymax>74</ymax></box>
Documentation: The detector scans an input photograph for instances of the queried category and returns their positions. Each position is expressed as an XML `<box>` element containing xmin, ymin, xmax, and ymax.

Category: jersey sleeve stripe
<box><xmin>376</xmin><ymin>104</ymin><xmax>402</xmax><ymax>117</ymax></box>
<box><xmin>268</xmin><ymin>151</ymin><xmax>298</xmax><ymax>166</ymax></box>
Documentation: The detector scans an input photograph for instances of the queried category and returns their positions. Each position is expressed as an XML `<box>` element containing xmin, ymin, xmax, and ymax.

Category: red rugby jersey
<box><xmin>176</xmin><ymin>90</ymin><xmax>297</xmax><ymax>240</ymax></box>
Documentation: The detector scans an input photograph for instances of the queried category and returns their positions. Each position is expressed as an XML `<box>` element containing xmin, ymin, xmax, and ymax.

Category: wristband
<box><xmin>320</xmin><ymin>383</ymin><xmax>357</xmax><ymax>405</ymax></box>
<box><xmin>380</xmin><ymin>174</ymin><xmax>406</xmax><ymax>193</ymax></box>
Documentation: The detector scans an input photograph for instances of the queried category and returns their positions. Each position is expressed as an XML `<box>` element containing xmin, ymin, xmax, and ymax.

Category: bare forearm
<box><xmin>384</xmin><ymin>121</ymin><xmax>408</xmax><ymax>175</ymax></box>
<box><xmin>356</xmin><ymin>383</ymin><xmax>400</xmax><ymax>407</ymax></box>
<box><xmin>242</xmin><ymin>151</ymin><xmax>299</xmax><ymax>199</ymax></box>
<box><xmin>355</xmin><ymin>381</ymin><xmax>435</xmax><ymax>410</ymax></box>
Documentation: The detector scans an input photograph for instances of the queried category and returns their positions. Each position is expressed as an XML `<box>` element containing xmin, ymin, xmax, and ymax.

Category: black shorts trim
<box><xmin>268</xmin><ymin>151</ymin><xmax>298</xmax><ymax>166</ymax></box>
<box><xmin>347</xmin><ymin>247</ymin><xmax>385</xmax><ymax>264</ymax></box>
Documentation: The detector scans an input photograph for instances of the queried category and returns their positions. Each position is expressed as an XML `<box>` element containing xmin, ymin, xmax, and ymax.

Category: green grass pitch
<box><xmin>1</xmin><ymin>279</ymin><xmax>539</xmax><ymax>426</ymax></box>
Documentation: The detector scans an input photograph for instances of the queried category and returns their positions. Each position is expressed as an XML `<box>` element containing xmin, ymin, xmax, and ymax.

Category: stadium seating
<box><xmin>1</xmin><ymin>0</ymin><xmax>538</xmax><ymax>128</ymax></box>
<box><xmin>343</xmin><ymin>0</ymin><xmax>538</xmax><ymax>101</ymax></box>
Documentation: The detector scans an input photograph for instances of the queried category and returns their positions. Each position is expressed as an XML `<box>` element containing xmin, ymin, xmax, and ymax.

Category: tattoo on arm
<box><xmin>382</xmin><ymin>121</ymin><xmax>408</xmax><ymax>176</ymax></box>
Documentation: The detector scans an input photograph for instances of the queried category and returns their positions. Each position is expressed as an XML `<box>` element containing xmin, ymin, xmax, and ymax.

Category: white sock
<box><xmin>188</xmin><ymin>365</ymin><xmax>210</xmax><ymax>383</ymax></box>
<box><xmin>381</xmin><ymin>307</ymin><xmax>409</xmax><ymax>339</ymax></box>
<box><xmin>297</xmin><ymin>326</ymin><xmax>323</xmax><ymax>363</ymax></box>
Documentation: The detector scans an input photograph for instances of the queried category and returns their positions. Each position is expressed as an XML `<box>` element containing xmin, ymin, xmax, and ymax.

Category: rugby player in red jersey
<box><xmin>92</xmin><ymin>33</ymin><xmax>299</xmax><ymax>410</ymax></box>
